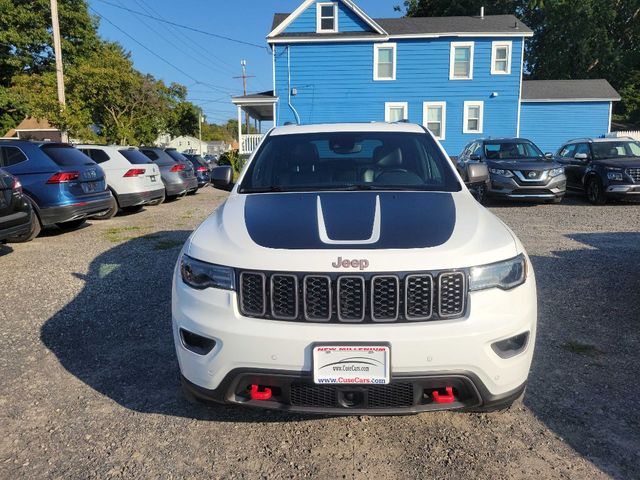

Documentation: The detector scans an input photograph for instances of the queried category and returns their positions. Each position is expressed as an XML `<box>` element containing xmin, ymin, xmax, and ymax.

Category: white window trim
<box><xmin>463</xmin><ymin>101</ymin><xmax>484</xmax><ymax>134</ymax></box>
<box><xmin>491</xmin><ymin>41</ymin><xmax>512</xmax><ymax>75</ymax></box>
<box><xmin>422</xmin><ymin>102</ymin><xmax>447</xmax><ymax>140</ymax></box>
<box><xmin>449</xmin><ymin>41</ymin><xmax>474</xmax><ymax>80</ymax></box>
<box><xmin>373</xmin><ymin>43</ymin><xmax>397</xmax><ymax>81</ymax></box>
<box><xmin>385</xmin><ymin>102</ymin><xmax>408</xmax><ymax>122</ymax></box>
<box><xmin>316</xmin><ymin>2</ymin><xmax>338</xmax><ymax>33</ymax></box>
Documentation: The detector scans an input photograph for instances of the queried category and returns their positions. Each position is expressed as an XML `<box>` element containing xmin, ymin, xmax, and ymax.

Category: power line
<box><xmin>89</xmin><ymin>6</ymin><xmax>237</xmax><ymax>95</ymax></box>
<box><xmin>94</xmin><ymin>0</ymin><xmax>268</xmax><ymax>50</ymax></box>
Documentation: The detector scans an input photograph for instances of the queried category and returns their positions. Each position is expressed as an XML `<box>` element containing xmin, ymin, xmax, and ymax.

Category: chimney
<box><xmin>480</xmin><ymin>6</ymin><xmax>485</xmax><ymax>18</ymax></box>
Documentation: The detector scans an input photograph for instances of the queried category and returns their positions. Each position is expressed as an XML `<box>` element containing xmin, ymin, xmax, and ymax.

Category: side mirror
<box><xmin>211</xmin><ymin>166</ymin><xmax>234</xmax><ymax>191</ymax></box>
<box><xmin>545</xmin><ymin>152</ymin><xmax>553</xmax><ymax>159</ymax></box>
<box><xmin>574</xmin><ymin>153</ymin><xmax>589</xmax><ymax>162</ymax></box>
<box><xmin>469</xmin><ymin>154</ymin><xmax>481</xmax><ymax>161</ymax></box>
<box><xmin>466</xmin><ymin>163</ymin><xmax>489</xmax><ymax>186</ymax></box>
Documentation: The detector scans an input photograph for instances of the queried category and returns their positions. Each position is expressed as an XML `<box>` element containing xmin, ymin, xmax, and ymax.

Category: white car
<box><xmin>172</xmin><ymin>123</ymin><xmax>537</xmax><ymax>415</ymax></box>
<box><xmin>76</xmin><ymin>145</ymin><xmax>165</xmax><ymax>218</ymax></box>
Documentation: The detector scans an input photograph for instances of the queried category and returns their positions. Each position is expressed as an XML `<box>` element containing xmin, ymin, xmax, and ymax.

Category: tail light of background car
<box><xmin>47</xmin><ymin>172</ymin><xmax>80</xmax><ymax>184</ymax></box>
<box><xmin>196</xmin><ymin>166</ymin><xmax>208</xmax><ymax>172</ymax></box>
<box><xmin>12</xmin><ymin>178</ymin><xmax>23</xmax><ymax>194</ymax></box>
<box><xmin>123</xmin><ymin>169</ymin><xmax>146</xmax><ymax>177</ymax></box>
<box><xmin>170</xmin><ymin>164</ymin><xmax>186</xmax><ymax>173</ymax></box>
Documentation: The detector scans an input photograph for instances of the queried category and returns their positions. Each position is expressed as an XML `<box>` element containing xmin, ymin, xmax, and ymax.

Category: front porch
<box><xmin>231</xmin><ymin>91</ymin><xmax>278</xmax><ymax>155</ymax></box>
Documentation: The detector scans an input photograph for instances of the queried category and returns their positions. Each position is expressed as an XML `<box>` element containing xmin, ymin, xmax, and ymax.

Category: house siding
<box><xmin>274</xmin><ymin>37</ymin><xmax>523</xmax><ymax>155</ymax></box>
<box><xmin>284</xmin><ymin>1</ymin><xmax>372</xmax><ymax>33</ymax></box>
<box><xmin>520</xmin><ymin>101</ymin><xmax>611</xmax><ymax>152</ymax></box>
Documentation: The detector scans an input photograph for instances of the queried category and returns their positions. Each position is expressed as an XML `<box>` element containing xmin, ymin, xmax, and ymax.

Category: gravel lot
<box><xmin>1</xmin><ymin>187</ymin><xmax>639</xmax><ymax>479</ymax></box>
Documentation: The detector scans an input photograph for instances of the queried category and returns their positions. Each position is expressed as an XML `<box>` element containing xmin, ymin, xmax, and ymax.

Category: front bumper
<box><xmin>118</xmin><ymin>187</ymin><xmax>165</xmax><ymax>208</ymax></box>
<box><xmin>488</xmin><ymin>174</ymin><xmax>566</xmax><ymax>201</ymax></box>
<box><xmin>172</xmin><ymin>262</ymin><xmax>537</xmax><ymax>414</ymax></box>
<box><xmin>0</xmin><ymin>209</ymin><xmax>32</xmax><ymax>241</ymax></box>
<box><xmin>606</xmin><ymin>184</ymin><xmax>640</xmax><ymax>200</ymax></box>
<box><xmin>39</xmin><ymin>195</ymin><xmax>114</xmax><ymax>226</ymax></box>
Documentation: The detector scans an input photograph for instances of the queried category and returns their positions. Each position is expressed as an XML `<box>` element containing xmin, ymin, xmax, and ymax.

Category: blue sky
<box><xmin>88</xmin><ymin>0</ymin><xmax>402</xmax><ymax>124</ymax></box>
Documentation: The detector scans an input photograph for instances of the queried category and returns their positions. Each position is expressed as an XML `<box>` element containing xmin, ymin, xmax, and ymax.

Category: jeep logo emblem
<box><xmin>332</xmin><ymin>257</ymin><xmax>369</xmax><ymax>270</ymax></box>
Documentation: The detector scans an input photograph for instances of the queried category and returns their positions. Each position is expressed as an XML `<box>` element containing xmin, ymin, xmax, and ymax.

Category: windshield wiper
<box><xmin>240</xmin><ymin>186</ymin><xmax>285</xmax><ymax>193</ymax></box>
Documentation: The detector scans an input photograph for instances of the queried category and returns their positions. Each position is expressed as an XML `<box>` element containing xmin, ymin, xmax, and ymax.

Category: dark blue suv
<box><xmin>0</xmin><ymin>140</ymin><xmax>113</xmax><ymax>241</ymax></box>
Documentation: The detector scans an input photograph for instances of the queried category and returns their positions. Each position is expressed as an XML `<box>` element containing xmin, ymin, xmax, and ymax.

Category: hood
<box><xmin>486</xmin><ymin>159</ymin><xmax>561</xmax><ymax>170</ymax></box>
<box><xmin>187</xmin><ymin>191</ymin><xmax>520</xmax><ymax>272</ymax></box>
<box><xmin>593</xmin><ymin>158</ymin><xmax>640</xmax><ymax>169</ymax></box>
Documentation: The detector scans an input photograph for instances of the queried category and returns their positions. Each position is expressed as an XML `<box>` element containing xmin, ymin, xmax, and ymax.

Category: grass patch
<box><xmin>153</xmin><ymin>239</ymin><xmax>183</xmax><ymax>251</ymax></box>
<box><xmin>181</xmin><ymin>209</ymin><xmax>196</xmax><ymax>220</ymax></box>
<box><xmin>562</xmin><ymin>341</ymin><xmax>603</xmax><ymax>357</ymax></box>
<box><xmin>104</xmin><ymin>226</ymin><xmax>144</xmax><ymax>243</ymax></box>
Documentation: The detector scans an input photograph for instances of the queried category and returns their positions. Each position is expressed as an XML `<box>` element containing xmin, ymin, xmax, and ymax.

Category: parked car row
<box><xmin>456</xmin><ymin>136</ymin><xmax>640</xmax><ymax>205</ymax></box>
<box><xmin>0</xmin><ymin>139</ymin><xmax>210</xmax><ymax>244</ymax></box>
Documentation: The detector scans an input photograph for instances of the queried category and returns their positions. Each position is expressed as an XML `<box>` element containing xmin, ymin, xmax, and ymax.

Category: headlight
<box><xmin>489</xmin><ymin>168</ymin><xmax>513</xmax><ymax>177</ymax></box>
<box><xmin>469</xmin><ymin>254</ymin><xmax>527</xmax><ymax>292</ymax></box>
<box><xmin>607</xmin><ymin>172</ymin><xmax>623</xmax><ymax>181</ymax></box>
<box><xmin>180</xmin><ymin>255</ymin><xmax>235</xmax><ymax>290</ymax></box>
<box><xmin>548</xmin><ymin>167</ymin><xmax>564</xmax><ymax>177</ymax></box>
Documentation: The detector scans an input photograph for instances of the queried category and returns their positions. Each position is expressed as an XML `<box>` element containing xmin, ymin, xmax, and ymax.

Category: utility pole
<box><xmin>198</xmin><ymin>109</ymin><xmax>203</xmax><ymax>155</ymax></box>
<box><xmin>234</xmin><ymin>60</ymin><xmax>254</xmax><ymax>136</ymax></box>
<box><xmin>50</xmin><ymin>0</ymin><xmax>68</xmax><ymax>142</ymax></box>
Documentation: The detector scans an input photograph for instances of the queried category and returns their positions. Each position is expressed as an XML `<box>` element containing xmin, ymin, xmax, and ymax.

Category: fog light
<box><xmin>180</xmin><ymin>329</ymin><xmax>216</xmax><ymax>355</ymax></box>
<box><xmin>492</xmin><ymin>332</ymin><xmax>529</xmax><ymax>359</ymax></box>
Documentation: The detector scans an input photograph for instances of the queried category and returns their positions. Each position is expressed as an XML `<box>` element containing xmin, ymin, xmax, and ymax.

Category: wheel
<box><xmin>122</xmin><ymin>205</ymin><xmax>144</xmax><ymax>214</ymax></box>
<box><xmin>475</xmin><ymin>183</ymin><xmax>488</xmax><ymax>205</ymax></box>
<box><xmin>90</xmin><ymin>196</ymin><xmax>118</xmax><ymax>220</ymax></box>
<box><xmin>55</xmin><ymin>219</ymin><xmax>87</xmax><ymax>230</ymax></box>
<box><xmin>586</xmin><ymin>177</ymin><xmax>607</xmax><ymax>205</ymax></box>
<box><xmin>7</xmin><ymin>209</ymin><xmax>41</xmax><ymax>243</ymax></box>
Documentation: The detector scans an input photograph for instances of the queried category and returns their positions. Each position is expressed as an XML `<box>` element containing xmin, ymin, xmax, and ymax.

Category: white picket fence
<box><xmin>611</xmin><ymin>130</ymin><xmax>640</xmax><ymax>141</ymax></box>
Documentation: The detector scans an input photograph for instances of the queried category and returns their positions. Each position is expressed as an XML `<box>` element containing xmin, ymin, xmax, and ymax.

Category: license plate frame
<box><xmin>312</xmin><ymin>344</ymin><xmax>390</xmax><ymax>385</ymax></box>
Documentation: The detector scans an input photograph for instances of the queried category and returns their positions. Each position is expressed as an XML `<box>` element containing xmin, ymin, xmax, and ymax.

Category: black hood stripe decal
<box><xmin>244</xmin><ymin>192</ymin><xmax>456</xmax><ymax>250</ymax></box>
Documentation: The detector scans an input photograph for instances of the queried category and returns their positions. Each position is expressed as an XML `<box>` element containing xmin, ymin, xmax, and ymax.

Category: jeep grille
<box><xmin>627</xmin><ymin>168</ymin><xmax>640</xmax><ymax>183</ymax></box>
<box><xmin>238</xmin><ymin>270</ymin><xmax>467</xmax><ymax>323</ymax></box>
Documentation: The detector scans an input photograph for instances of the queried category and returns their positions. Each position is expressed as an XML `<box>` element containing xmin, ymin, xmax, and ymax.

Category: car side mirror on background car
<box><xmin>469</xmin><ymin>154</ymin><xmax>481</xmax><ymax>161</ymax></box>
<box><xmin>466</xmin><ymin>163</ymin><xmax>489</xmax><ymax>186</ymax></box>
<box><xmin>574</xmin><ymin>153</ymin><xmax>589</xmax><ymax>162</ymax></box>
<box><xmin>211</xmin><ymin>166</ymin><xmax>234</xmax><ymax>191</ymax></box>
<box><xmin>545</xmin><ymin>152</ymin><xmax>553</xmax><ymax>159</ymax></box>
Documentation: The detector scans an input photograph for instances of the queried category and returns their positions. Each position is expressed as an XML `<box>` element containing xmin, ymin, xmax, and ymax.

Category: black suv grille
<box><xmin>627</xmin><ymin>168</ymin><xmax>640</xmax><ymax>183</ymax></box>
<box><xmin>238</xmin><ymin>270</ymin><xmax>467</xmax><ymax>323</ymax></box>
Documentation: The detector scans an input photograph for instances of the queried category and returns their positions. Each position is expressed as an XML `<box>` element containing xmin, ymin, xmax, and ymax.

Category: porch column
<box><xmin>237</xmin><ymin>105</ymin><xmax>242</xmax><ymax>153</ymax></box>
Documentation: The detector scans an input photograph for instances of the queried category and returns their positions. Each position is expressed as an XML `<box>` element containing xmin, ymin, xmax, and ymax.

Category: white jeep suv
<box><xmin>173</xmin><ymin>123</ymin><xmax>537</xmax><ymax>414</ymax></box>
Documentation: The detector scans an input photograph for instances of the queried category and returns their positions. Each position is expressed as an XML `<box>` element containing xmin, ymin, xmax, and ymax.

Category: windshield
<box><xmin>591</xmin><ymin>141</ymin><xmax>640</xmax><ymax>160</ymax></box>
<box><xmin>239</xmin><ymin>131</ymin><xmax>461</xmax><ymax>193</ymax></box>
<box><xmin>165</xmin><ymin>149</ymin><xmax>189</xmax><ymax>162</ymax></box>
<box><xmin>41</xmin><ymin>144</ymin><xmax>95</xmax><ymax>167</ymax></box>
<box><xmin>119</xmin><ymin>149</ymin><xmax>153</xmax><ymax>165</ymax></box>
<box><xmin>484</xmin><ymin>141</ymin><xmax>544</xmax><ymax>160</ymax></box>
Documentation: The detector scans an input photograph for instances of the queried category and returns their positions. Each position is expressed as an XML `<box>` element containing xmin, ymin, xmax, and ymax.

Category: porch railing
<box><xmin>240</xmin><ymin>134</ymin><xmax>265</xmax><ymax>155</ymax></box>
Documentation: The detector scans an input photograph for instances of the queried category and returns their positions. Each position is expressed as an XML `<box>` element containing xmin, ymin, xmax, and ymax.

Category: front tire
<box><xmin>586</xmin><ymin>177</ymin><xmax>607</xmax><ymax>205</ymax></box>
<box><xmin>7</xmin><ymin>209</ymin><xmax>41</xmax><ymax>243</ymax></box>
<box><xmin>91</xmin><ymin>196</ymin><xmax>118</xmax><ymax>220</ymax></box>
<box><xmin>475</xmin><ymin>183</ymin><xmax>488</xmax><ymax>205</ymax></box>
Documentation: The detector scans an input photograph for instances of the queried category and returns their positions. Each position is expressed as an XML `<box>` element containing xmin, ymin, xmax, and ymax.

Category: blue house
<box><xmin>232</xmin><ymin>0</ymin><xmax>620</xmax><ymax>156</ymax></box>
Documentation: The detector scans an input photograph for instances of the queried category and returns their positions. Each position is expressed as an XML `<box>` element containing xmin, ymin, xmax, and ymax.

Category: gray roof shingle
<box><xmin>270</xmin><ymin>13</ymin><xmax>532</xmax><ymax>37</ymax></box>
<box><xmin>522</xmin><ymin>80</ymin><xmax>621</xmax><ymax>101</ymax></box>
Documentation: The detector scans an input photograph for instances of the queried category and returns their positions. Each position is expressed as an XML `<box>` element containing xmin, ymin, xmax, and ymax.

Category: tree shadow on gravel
<box><xmin>40</xmin><ymin>231</ymin><xmax>317</xmax><ymax>424</ymax></box>
<box><xmin>526</xmin><ymin>232</ymin><xmax>640</xmax><ymax>479</ymax></box>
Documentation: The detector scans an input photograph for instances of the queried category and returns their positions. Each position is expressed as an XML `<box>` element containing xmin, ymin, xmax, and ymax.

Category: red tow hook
<box><xmin>432</xmin><ymin>386</ymin><xmax>456</xmax><ymax>404</ymax></box>
<box><xmin>250</xmin><ymin>384</ymin><xmax>272</xmax><ymax>401</ymax></box>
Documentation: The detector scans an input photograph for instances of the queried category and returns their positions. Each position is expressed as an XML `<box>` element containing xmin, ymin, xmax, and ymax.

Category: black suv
<box><xmin>457</xmin><ymin>138</ymin><xmax>566</xmax><ymax>203</ymax></box>
<box><xmin>555</xmin><ymin>137</ymin><xmax>640</xmax><ymax>204</ymax></box>
<box><xmin>0</xmin><ymin>168</ymin><xmax>33</xmax><ymax>243</ymax></box>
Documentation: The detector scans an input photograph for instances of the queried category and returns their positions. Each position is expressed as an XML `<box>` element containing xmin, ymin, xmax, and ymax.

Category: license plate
<box><xmin>83</xmin><ymin>182</ymin><xmax>98</xmax><ymax>193</ymax></box>
<box><xmin>312</xmin><ymin>345</ymin><xmax>390</xmax><ymax>385</ymax></box>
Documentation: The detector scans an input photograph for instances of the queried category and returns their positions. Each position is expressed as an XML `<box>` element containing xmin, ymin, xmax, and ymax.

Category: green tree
<box><xmin>168</xmin><ymin>101</ymin><xmax>200</xmax><ymax>137</ymax></box>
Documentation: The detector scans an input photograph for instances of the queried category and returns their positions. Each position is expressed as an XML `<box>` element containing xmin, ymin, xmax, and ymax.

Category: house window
<box><xmin>491</xmin><ymin>41</ymin><xmax>512</xmax><ymax>75</ymax></box>
<box><xmin>463</xmin><ymin>101</ymin><xmax>484</xmax><ymax>133</ymax></box>
<box><xmin>317</xmin><ymin>2</ymin><xmax>338</xmax><ymax>33</ymax></box>
<box><xmin>450</xmin><ymin>42</ymin><xmax>474</xmax><ymax>80</ymax></box>
<box><xmin>385</xmin><ymin>102</ymin><xmax>408</xmax><ymax>122</ymax></box>
<box><xmin>423</xmin><ymin>102</ymin><xmax>446</xmax><ymax>140</ymax></box>
<box><xmin>374</xmin><ymin>43</ymin><xmax>397</xmax><ymax>81</ymax></box>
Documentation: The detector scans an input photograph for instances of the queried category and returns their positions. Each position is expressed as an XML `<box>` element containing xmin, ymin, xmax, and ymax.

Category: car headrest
<box><xmin>373</xmin><ymin>145</ymin><xmax>403</xmax><ymax>167</ymax></box>
<box><xmin>287</xmin><ymin>143</ymin><xmax>319</xmax><ymax>172</ymax></box>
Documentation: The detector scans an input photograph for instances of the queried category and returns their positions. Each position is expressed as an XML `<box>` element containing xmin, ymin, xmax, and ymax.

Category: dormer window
<box><xmin>317</xmin><ymin>2</ymin><xmax>338</xmax><ymax>33</ymax></box>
